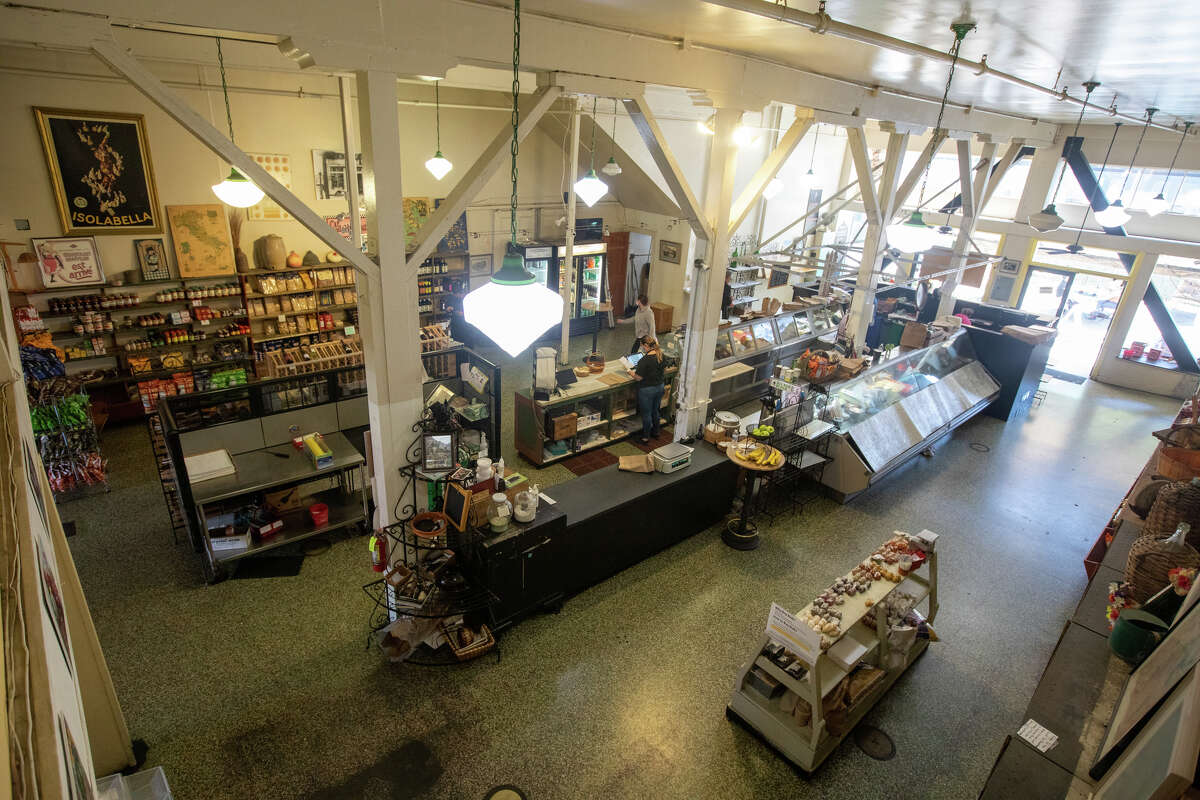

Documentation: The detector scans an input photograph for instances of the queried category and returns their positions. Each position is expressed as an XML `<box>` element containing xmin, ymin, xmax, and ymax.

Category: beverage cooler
<box><xmin>518</xmin><ymin>244</ymin><xmax>554</xmax><ymax>288</ymax></box>
<box><xmin>548</xmin><ymin>241</ymin><xmax>607</xmax><ymax>320</ymax></box>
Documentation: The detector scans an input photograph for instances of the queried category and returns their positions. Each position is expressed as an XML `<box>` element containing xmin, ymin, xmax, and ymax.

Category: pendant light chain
<box><xmin>610</xmin><ymin>98</ymin><xmax>618</xmax><ymax>158</ymax></box>
<box><xmin>807</xmin><ymin>123</ymin><xmax>819</xmax><ymax>172</ymax></box>
<box><xmin>589</xmin><ymin>96</ymin><xmax>599</xmax><ymax>171</ymax></box>
<box><xmin>1049</xmin><ymin>81</ymin><xmax>1100</xmax><ymax>205</ymax></box>
<box><xmin>434</xmin><ymin>80</ymin><xmax>441</xmax><ymax>152</ymax></box>
<box><xmin>1072</xmin><ymin>122</ymin><xmax>1121</xmax><ymax>247</ymax></box>
<box><xmin>917</xmin><ymin>23</ymin><xmax>972</xmax><ymax>206</ymax></box>
<box><xmin>216</xmin><ymin>38</ymin><xmax>235</xmax><ymax>145</ymax></box>
<box><xmin>1160</xmin><ymin>121</ymin><xmax>1193</xmax><ymax>194</ymax></box>
<box><xmin>510</xmin><ymin>0</ymin><xmax>521</xmax><ymax>245</ymax></box>
<box><xmin>1115</xmin><ymin>108</ymin><xmax>1156</xmax><ymax>204</ymax></box>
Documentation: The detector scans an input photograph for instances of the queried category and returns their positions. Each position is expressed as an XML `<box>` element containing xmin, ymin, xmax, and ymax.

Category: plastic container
<box><xmin>487</xmin><ymin>492</ymin><xmax>512</xmax><ymax>533</ymax></box>
<box><xmin>475</xmin><ymin>457</ymin><xmax>493</xmax><ymax>484</ymax></box>
<box><xmin>125</xmin><ymin>766</ymin><xmax>172</xmax><ymax>800</ymax></box>
<box><xmin>309</xmin><ymin>502</ymin><xmax>329</xmax><ymax>527</ymax></box>
<box><xmin>97</xmin><ymin>773</ymin><xmax>132</xmax><ymax>800</ymax></box>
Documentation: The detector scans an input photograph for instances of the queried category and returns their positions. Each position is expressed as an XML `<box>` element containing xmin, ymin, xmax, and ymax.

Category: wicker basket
<box><xmin>1144</xmin><ymin>479</ymin><xmax>1200</xmax><ymax>543</ymax></box>
<box><xmin>1158</xmin><ymin>447</ymin><xmax>1200</xmax><ymax>481</ymax></box>
<box><xmin>1125</xmin><ymin>532</ymin><xmax>1200</xmax><ymax>603</ymax></box>
<box><xmin>442</xmin><ymin>622</ymin><xmax>495</xmax><ymax>662</ymax></box>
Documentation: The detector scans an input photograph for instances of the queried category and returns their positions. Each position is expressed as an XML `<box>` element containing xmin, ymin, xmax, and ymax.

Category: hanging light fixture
<box><xmin>1028</xmin><ymin>80</ymin><xmax>1100</xmax><ymax>232</ymax></box>
<box><xmin>424</xmin><ymin>80</ymin><xmax>453</xmax><ymax>180</ymax></box>
<box><xmin>1145</xmin><ymin>121</ymin><xmax>1192</xmax><ymax>216</ymax></box>
<box><xmin>1096</xmin><ymin>107</ymin><xmax>1156</xmax><ymax>227</ymax></box>
<box><xmin>210</xmin><ymin>38</ymin><xmax>265</xmax><ymax>208</ymax></box>
<box><xmin>601</xmin><ymin>98</ymin><xmax>623</xmax><ymax>176</ymax></box>
<box><xmin>1063</xmin><ymin>122</ymin><xmax>1122</xmax><ymax>254</ymax></box>
<box><xmin>696</xmin><ymin>113</ymin><xmax>716</xmax><ymax>136</ymax></box>
<box><xmin>462</xmin><ymin>0</ymin><xmax>563</xmax><ymax>357</ymax></box>
<box><xmin>887</xmin><ymin>20</ymin><xmax>974</xmax><ymax>253</ymax></box>
<box><xmin>732</xmin><ymin>122</ymin><xmax>760</xmax><ymax>147</ymax></box>
<box><xmin>573</xmin><ymin>96</ymin><xmax>609</xmax><ymax>207</ymax></box>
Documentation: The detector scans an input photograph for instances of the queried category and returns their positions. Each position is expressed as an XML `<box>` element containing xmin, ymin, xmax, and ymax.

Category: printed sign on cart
<box><xmin>766</xmin><ymin>602</ymin><xmax>820</xmax><ymax>662</ymax></box>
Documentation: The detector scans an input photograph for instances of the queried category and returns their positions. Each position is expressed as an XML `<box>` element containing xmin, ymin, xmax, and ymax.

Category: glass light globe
<box><xmin>885</xmin><ymin>211</ymin><xmax>937</xmax><ymax>253</ymax></box>
<box><xmin>573</xmin><ymin>169</ymin><xmax>608</xmax><ymax>207</ymax></box>
<box><xmin>425</xmin><ymin>151</ymin><xmax>453</xmax><ymax>180</ymax></box>
<box><xmin>763</xmin><ymin>178</ymin><xmax>784</xmax><ymax>199</ymax></box>
<box><xmin>1027</xmin><ymin>203</ymin><xmax>1064</xmax><ymax>232</ymax></box>
<box><xmin>211</xmin><ymin>168</ymin><xmax>264</xmax><ymax>207</ymax></box>
<box><xmin>463</xmin><ymin>259</ymin><xmax>564</xmax><ymax>357</ymax></box>
<box><xmin>1093</xmin><ymin>200</ymin><xmax>1131</xmax><ymax>228</ymax></box>
<box><xmin>1144</xmin><ymin>193</ymin><xmax>1169</xmax><ymax>217</ymax></box>
<box><xmin>600</xmin><ymin>156</ymin><xmax>623</xmax><ymax>176</ymax></box>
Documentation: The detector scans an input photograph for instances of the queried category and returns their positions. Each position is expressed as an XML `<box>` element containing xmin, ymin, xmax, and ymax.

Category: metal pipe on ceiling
<box><xmin>701</xmin><ymin>0</ymin><xmax>1192</xmax><ymax>135</ymax></box>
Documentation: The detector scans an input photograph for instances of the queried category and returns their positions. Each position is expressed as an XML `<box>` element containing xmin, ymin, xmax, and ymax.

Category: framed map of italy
<box><xmin>165</xmin><ymin>204</ymin><xmax>235</xmax><ymax>278</ymax></box>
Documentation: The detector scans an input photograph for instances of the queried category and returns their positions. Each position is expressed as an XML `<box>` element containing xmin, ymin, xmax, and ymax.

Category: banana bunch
<box><xmin>742</xmin><ymin>444</ymin><xmax>782</xmax><ymax>467</ymax></box>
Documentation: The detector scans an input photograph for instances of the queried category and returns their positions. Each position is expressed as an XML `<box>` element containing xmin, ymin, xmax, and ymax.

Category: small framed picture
<box><xmin>469</xmin><ymin>254</ymin><xmax>493</xmax><ymax>276</ymax></box>
<box><xmin>659</xmin><ymin>240</ymin><xmax>681</xmax><ymax>264</ymax></box>
<box><xmin>30</xmin><ymin>236</ymin><xmax>104</xmax><ymax>288</ymax></box>
<box><xmin>134</xmin><ymin>238</ymin><xmax>170</xmax><ymax>281</ymax></box>
<box><xmin>998</xmin><ymin>257</ymin><xmax>1020</xmax><ymax>274</ymax></box>
<box><xmin>422</xmin><ymin>431</ymin><xmax>458</xmax><ymax>473</ymax></box>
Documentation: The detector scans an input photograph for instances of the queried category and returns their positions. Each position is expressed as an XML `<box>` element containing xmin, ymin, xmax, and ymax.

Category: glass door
<box><xmin>1017</xmin><ymin>267</ymin><xmax>1074</xmax><ymax>319</ymax></box>
<box><xmin>579</xmin><ymin>254</ymin><xmax>604</xmax><ymax>317</ymax></box>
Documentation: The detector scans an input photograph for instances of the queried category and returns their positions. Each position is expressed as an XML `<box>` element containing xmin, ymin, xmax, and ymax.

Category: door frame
<box><xmin>1016</xmin><ymin>265</ymin><xmax>1075</xmax><ymax>320</ymax></box>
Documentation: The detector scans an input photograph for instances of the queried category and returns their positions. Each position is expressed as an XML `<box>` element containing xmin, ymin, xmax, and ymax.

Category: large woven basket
<box><xmin>1158</xmin><ymin>448</ymin><xmax>1200</xmax><ymax>481</ymax></box>
<box><xmin>1126</xmin><ymin>533</ymin><xmax>1200</xmax><ymax>603</ymax></box>
<box><xmin>1145</xmin><ymin>480</ymin><xmax>1200</xmax><ymax>543</ymax></box>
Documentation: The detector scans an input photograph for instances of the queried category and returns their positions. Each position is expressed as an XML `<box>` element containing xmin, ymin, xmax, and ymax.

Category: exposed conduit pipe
<box><xmin>701</xmin><ymin>0</ymin><xmax>1193</xmax><ymax>135</ymax></box>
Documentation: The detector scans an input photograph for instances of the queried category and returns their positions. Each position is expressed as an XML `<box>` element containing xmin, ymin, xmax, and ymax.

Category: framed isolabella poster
<box><xmin>30</xmin><ymin>237</ymin><xmax>105</xmax><ymax>288</ymax></box>
<box><xmin>34</xmin><ymin>108</ymin><xmax>162</xmax><ymax>235</ymax></box>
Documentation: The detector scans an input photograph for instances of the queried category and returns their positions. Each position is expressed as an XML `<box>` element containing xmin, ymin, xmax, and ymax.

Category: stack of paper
<box><xmin>185</xmin><ymin>449</ymin><xmax>236</xmax><ymax>483</ymax></box>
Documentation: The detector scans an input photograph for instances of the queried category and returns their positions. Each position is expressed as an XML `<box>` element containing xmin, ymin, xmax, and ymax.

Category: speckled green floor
<box><xmin>63</xmin><ymin>357</ymin><xmax>1177</xmax><ymax>799</ymax></box>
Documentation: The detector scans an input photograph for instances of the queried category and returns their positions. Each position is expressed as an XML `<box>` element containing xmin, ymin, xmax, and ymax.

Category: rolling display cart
<box><xmin>727</xmin><ymin>538</ymin><xmax>940</xmax><ymax>772</ymax></box>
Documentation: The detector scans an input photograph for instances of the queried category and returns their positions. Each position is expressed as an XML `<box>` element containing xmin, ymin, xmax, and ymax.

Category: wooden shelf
<box><xmin>251</xmin><ymin>330</ymin><xmax>324</xmax><ymax>345</ymax></box>
<box><xmin>250</xmin><ymin>308</ymin><xmax>318</xmax><ymax>320</ymax></box>
<box><xmin>243</xmin><ymin>288</ymin><xmax>317</xmax><ymax>299</ymax></box>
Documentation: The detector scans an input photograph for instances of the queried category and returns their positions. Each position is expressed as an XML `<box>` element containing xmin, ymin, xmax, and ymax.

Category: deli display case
<box><xmin>819</xmin><ymin>330</ymin><xmax>1000</xmax><ymax>500</ymax></box>
<box><xmin>710</xmin><ymin>304</ymin><xmax>843</xmax><ymax>408</ymax></box>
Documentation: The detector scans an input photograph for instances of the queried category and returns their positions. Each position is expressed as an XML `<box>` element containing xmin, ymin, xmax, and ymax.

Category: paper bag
<box><xmin>618</xmin><ymin>454</ymin><xmax>655</xmax><ymax>473</ymax></box>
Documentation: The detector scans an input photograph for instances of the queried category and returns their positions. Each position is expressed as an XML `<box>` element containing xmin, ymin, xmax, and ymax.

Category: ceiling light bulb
<box><xmin>732</xmin><ymin>125</ymin><xmax>760</xmax><ymax>147</ymax></box>
<box><xmin>1144</xmin><ymin>193</ymin><xmax>1170</xmax><ymax>217</ymax></box>
<box><xmin>885</xmin><ymin>211</ymin><xmax>938</xmax><ymax>253</ymax></box>
<box><xmin>763</xmin><ymin>178</ymin><xmax>784</xmax><ymax>200</ymax></box>
<box><xmin>600</xmin><ymin>156</ymin><xmax>623</xmax><ymax>176</ymax></box>
<box><xmin>697</xmin><ymin>117</ymin><xmax>715</xmax><ymax>136</ymax></box>
<box><xmin>573</xmin><ymin>169</ymin><xmax>608</xmax><ymax>207</ymax></box>
<box><xmin>211</xmin><ymin>168</ymin><xmax>264</xmax><ymax>208</ymax></box>
<box><xmin>425</xmin><ymin>151</ymin><xmax>453</xmax><ymax>180</ymax></box>
<box><xmin>1093</xmin><ymin>199</ymin><xmax>1131</xmax><ymax>228</ymax></box>
<box><xmin>463</xmin><ymin>251</ymin><xmax>564</xmax><ymax>357</ymax></box>
<box><xmin>1027</xmin><ymin>203</ymin><xmax>1064</xmax><ymax>233</ymax></box>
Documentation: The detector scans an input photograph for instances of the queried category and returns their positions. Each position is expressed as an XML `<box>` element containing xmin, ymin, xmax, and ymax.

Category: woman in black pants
<box><xmin>628</xmin><ymin>336</ymin><xmax>665</xmax><ymax>443</ymax></box>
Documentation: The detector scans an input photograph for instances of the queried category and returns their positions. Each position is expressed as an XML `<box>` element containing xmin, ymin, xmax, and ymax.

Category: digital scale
<box><xmin>651</xmin><ymin>442</ymin><xmax>693</xmax><ymax>474</ymax></box>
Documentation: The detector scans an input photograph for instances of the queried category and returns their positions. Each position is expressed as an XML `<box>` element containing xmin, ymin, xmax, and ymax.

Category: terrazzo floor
<box><xmin>63</xmin><ymin>338</ymin><xmax>1178</xmax><ymax>799</ymax></box>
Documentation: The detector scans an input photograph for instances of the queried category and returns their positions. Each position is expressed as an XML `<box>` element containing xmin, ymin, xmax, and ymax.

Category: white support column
<box><xmin>675</xmin><ymin>107</ymin><xmax>741</xmax><ymax>437</ymax></box>
<box><xmin>890</xmin><ymin>131</ymin><xmax>945</xmax><ymax>221</ymax></box>
<box><xmin>560</xmin><ymin>96</ymin><xmax>580</xmax><ymax>362</ymax></box>
<box><xmin>938</xmin><ymin>140</ymin><xmax>999</xmax><ymax>316</ymax></box>
<box><xmin>623</xmin><ymin>97</ymin><xmax>714</xmax><ymax>242</ymax></box>
<box><xmin>355</xmin><ymin>70</ymin><xmax>422</xmax><ymax>527</ymax></box>
<box><xmin>845</xmin><ymin>128</ymin><xmax>908</xmax><ymax>349</ymax></box>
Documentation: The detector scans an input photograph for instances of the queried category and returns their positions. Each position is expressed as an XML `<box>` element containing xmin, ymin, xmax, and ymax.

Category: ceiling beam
<box><xmin>957</xmin><ymin>139</ymin><xmax>975</xmax><ymax>220</ymax></box>
<box><xmin>405</xmin><ymin>86</ymin><xmax>562</xmax><ymax>271</ymax></box>
<box><xmin>845</xmin><ymin>127</ymin><xmax>880</xmax><ymax>225</ymax></box>
<box><xmin>891</xmin><ymin>131</ymin><xmax>948</xmax><ymax>220</ymax></box>
<box><xmin>623</xmin><ymin>96</ymin><xmax>713</xmax><ymax>243</ymax></box>
<box><xmin>729</xmin><ymin>111</ymin><xmax>814</xmax><ymax>232</ymax></box>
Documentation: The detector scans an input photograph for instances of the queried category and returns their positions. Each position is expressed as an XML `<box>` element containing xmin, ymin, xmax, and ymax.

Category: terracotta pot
<box><xmin>256</xmin><ymin>234</ymin><xmax>286</xmax><ymax>270</ymax></box>
<box><xmin>286</xmin><ymin>250</ymin><xmax>303</xmax><ymax>268</ymax></box>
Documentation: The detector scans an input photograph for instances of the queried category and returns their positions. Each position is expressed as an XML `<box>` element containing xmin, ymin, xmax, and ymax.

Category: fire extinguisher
<box><xmin>369</xmin><ymin>534</ymin><xmax>386</xmax><ymax>572</ymax></box>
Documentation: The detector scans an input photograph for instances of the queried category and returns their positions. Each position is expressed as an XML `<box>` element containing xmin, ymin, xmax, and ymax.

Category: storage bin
<box><xmin>97</xmin><ymin>773</ymin><xmax>132</xmax><ymax>800</ymax></box>
<box><xmin>125</xmin><ymin>766</ymin><xmax>172</xmax><ymax>800</ymax></box>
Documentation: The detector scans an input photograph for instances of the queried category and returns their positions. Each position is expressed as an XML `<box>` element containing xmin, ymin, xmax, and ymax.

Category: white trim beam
<box><xmin>560</xmin><ymin>96</ymin><xmax>580</xmax><ymax>362</ymax></box>
<box><xmin>623</xmin><ymin>96</ymin><xmax>714</xmax><ymax>243</ymax></box>
<box><xmin>979</xmin><ymin>141</ymin><xmax>1025</xmax><ymax>211</ymax></box>
<box><xmin>406</xmin><ymin>86</ymin><xmax>562</xmax><ymax>271</ymax></box>
<box><xmin>891</xmin><ymin>131</ymin><xmax>948</xmax><ymax>221</ymax></box>
<box><xmin>846</xmin><ymin>127</ymin><xmax>881</xmax><ymax>225</ymax></box>
<box><xmin>729</xmin><ymin>111</ymin><xmax>814</xmax><ymax>232</ymax></box>
<box><xmin>89</xmin><ymin>38</ymin><xmax>380</xmax><ymax>282</ymax></box>
<box><xmin>957</xmin><ymin>139</ymin><xmax>975</xmax><ymax>219</ymax></box>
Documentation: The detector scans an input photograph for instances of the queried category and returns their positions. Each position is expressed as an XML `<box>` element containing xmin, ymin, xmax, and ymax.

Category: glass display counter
<box><xmin>820</xmin><ymin>330</ymin><xmax>1000</xmax><ymax>500</ymax></box>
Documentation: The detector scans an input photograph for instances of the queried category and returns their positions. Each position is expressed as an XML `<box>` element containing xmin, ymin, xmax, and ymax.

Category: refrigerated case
<box><xmin>549</xmin><ymin>241</ymin><xmax>607</xmax><ymax>320</ymax></box>
<box><xmin>518</xmin><ymin>244</ymin><xmax>555</xmax><ymax>288</ymax></box>
<box><xmin>820</xmin><ymin>330</ymin><xmax>999</xmax><ymax>500</ymax></box>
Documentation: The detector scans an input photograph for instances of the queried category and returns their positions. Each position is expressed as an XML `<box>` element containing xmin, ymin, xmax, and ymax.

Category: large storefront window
<box><xmin>1122</xmin><ymin>254</ymin><xmax>1200</xmax><ymax>369</ymax></box>
<box><xmin>951</xmin><ymin>231</ymin><xmax>1003</xmax><ymax>302</ymax></box>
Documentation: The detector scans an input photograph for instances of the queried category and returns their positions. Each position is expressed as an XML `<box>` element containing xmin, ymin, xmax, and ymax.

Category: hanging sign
<box><xmin>766</xmin><ymin>602</ymin><xmax>820</xmax><ymax>662</ymax></box>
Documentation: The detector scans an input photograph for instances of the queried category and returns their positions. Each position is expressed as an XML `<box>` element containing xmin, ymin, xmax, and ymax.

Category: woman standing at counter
<box><xmin>629</xmin><ymin>336</ymin><xmax>665</xmax><ymax>443</ymax></box>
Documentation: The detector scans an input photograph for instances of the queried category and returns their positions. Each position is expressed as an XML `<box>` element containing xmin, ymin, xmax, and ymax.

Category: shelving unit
<box><xmin>416</xmin><ymin>254</ymin><xmax>468</xmax><ymax>318</ymax></box>
<box><xmin>727</xmin><ymin>542</ymin><xmax>939</xmax><ymax>772</ymax></box>
<box><xmin>238</xmin><ymin>264</ymin><xmax>360</xmax><ymax>368</ymax></box>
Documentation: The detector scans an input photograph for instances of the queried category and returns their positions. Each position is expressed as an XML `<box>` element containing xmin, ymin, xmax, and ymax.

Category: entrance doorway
<box><xmin>1018</xmin><ymin>267</ymin><xmax>1126</xmax><ymax>378</ymax></box>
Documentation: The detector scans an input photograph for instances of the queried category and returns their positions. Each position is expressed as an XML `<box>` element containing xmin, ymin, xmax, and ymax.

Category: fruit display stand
<box><xmin>727</xmin><ymin>533</ymin><xmax>939</xmax><ymax>771</ymax></box>
<box><xmin>722</xmin><ymin>442</ymin><xmax>784</xmax><ymax>550</ymax></box>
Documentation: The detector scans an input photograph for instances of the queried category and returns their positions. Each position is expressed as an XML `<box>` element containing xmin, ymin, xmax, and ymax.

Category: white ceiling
<box><xmin>515</xmin><ymin>0</ymin><xmax>1200</xmax><ymax>125</ymax></box>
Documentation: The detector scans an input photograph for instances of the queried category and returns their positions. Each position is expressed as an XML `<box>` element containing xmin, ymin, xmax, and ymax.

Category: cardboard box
<box><xmin>900</xmin><ymin>322</ymin><xmax>930</xmax><ymax>349</ymax></box>
<box><xmin>649</xmin><ymin>302</ymin><xmax>674</xmax><ymax>332</ymax></box>
<box><xmin>264</xmin><ymin>486</ymin><xmax>304</xmax><ymax>514</ymax></box>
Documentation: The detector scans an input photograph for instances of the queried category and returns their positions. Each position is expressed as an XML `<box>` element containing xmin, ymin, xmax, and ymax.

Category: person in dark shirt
<box><xmin>629</xmin><ymin>336</ymin><xmax>665</xmax><ymax>442</ymax></box>
<box><xmin>721</xmin><ymin>273</ymin><xmax>733</xmax><ymax>318</ymax></box>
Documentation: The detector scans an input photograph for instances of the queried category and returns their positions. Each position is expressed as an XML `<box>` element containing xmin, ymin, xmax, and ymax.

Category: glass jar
<box><xmin>513</xmin><ymin>486</ymin><xmax>538</xmax><ymax>523</ymax></box>
<box><xmin>476</xmin><ymin>457</ymin><xmax>493</xmax><ymax>485</ymax></box>
<box><xmin>487</xmin><ymin>492</ymin><xmax>512</xmax><ymax>533</ymax></box>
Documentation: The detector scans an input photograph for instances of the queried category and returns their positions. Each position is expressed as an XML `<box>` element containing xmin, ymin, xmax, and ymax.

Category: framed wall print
<box><xmin>659</xmin><ymin>240</ymin><xmax>681</xmax><ymax>264</ymax></box>
<box><xmin>469</xmin><ymin>254</ymin><xmax>493</xmax><ymax>276</ymax></box>
<box><xmin>421</xmin><ymin>432</ymin><xmax>458</xmax><ymax>473</ymax></box>
<box><xmin>30</xmin><ymin>237</ymin><xmax>104</xmax><ymax>288</ymax></box>
<box><xmin>165</xmin><ymin>204</ymin><xmax>235</xmax><ymax>278</ymax></box>
<box><xmin>134</xmin><ymin>238</ymin><xmax>170</xmax><ymax>281</ymax></box>
<box><xmin>34</xmin><ymin>108</ymin><xmax>162</xmax><ymax>235</ymax></box>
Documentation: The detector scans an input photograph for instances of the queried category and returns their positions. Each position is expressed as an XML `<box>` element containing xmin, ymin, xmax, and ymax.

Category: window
<box><xmin>1032</xmin><ymin>242</ymin><xmax>1134</xmax><ymax>277</ymax></box>
<box><xmin>1123</xmin><ymin>254</ymin><xmax>1200</xmax><ymax>368</ymax></box>
<box><xmin>1051</xmin><ymin>163</ymin><xmax>1200</xmax><ymax>216</ymax></box>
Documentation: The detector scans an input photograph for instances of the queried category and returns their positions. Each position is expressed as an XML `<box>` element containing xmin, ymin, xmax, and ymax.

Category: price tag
<box><xmin>344</xmin><ymin>325</ymin><xmax>356</xmax><ymax>336</ymax></box>
<box><xmin>766</xmin><ymin>602</ymin><xmax>820</xmax><ymax>662</ymax></box>
<box><xmin>277</xmin><ymin>314</ymin><xmax>286</xmax><ymax>322</ymax></box>
<box><xmin>199</xmin><ymin>319</ymin><xmax>210</xmax><ymax>326</ymax></box>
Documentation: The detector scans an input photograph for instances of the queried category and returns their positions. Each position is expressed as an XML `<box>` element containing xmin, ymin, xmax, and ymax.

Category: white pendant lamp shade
<box><xmin>1027</xmin><ymin>204</ymin><xmax>1065</xmax><ymax>233</ymax></box>
<box><xmin>1144</xmin><ymin>193</ymin><xmax>1170</xmax><ymax>217</ymax></box>
<box><xmin>573</xmin><ymin>169</ymin><xmax>608</xmax><ymax>207</ymax></box>
<box><xmin>763</xmin><ymin>177</ymin><xmax>784</xmax><ymax>200</ymax></box>
<box><xmin>425</xmin><ymin>151</ymin><xmax>453</xmax><ymax>180</ymax></box>
<box><xmin>212</xmin><ymin>168</ymin><xmax>264</xmax><ymax>208</ymax></box>
<box><xmin>601</xmin><ymin>156</ymin><xmax>623</xmax><ymax>176</ymax></box>
<box><xmin>1093</xmin><ymin>200</ymin><xmax>1131</xmax><ymax>228</ymax></box>
<box><xmin>886</xmin><ymin>211</ymin><xmax>938</xmax><ymax>253</ymax></box>
<box><xmin>463</xmin><ymin>253</ymin><xmax>564</xmax><ymax>357</ymax></box>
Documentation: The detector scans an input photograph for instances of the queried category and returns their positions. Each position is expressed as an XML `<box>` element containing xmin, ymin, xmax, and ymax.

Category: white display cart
<box><xmin>727</xmin><ymin>544</ymin><xmax>939</xmax><ymax>771</ymax></box>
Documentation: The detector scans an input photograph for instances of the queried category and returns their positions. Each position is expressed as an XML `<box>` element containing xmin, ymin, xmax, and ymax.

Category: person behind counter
<box><xmin>627</xmin><ymin>336</ymin><xmax>665</xmax><ymax>443</ymax></box>
<box><xmin>632</xmin><ymin>294</ymin><xmax>655</xmax><ymax>354</ymax></box>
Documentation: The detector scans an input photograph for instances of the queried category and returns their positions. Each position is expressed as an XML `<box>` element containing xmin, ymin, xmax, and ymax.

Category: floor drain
<box><xmin>969</xmin><ymin>442</ymin><xmax>991</xmax><ymax>453</ymax></box>
<box><xmin>854</xmin><ymin>725</ymin><xmax>895</xmax><ymax>760</ymax></box>
<box><xmin>485</xmin><ymin>788</ymin><xmax>528</xmax><ymax>800</ymax></box>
